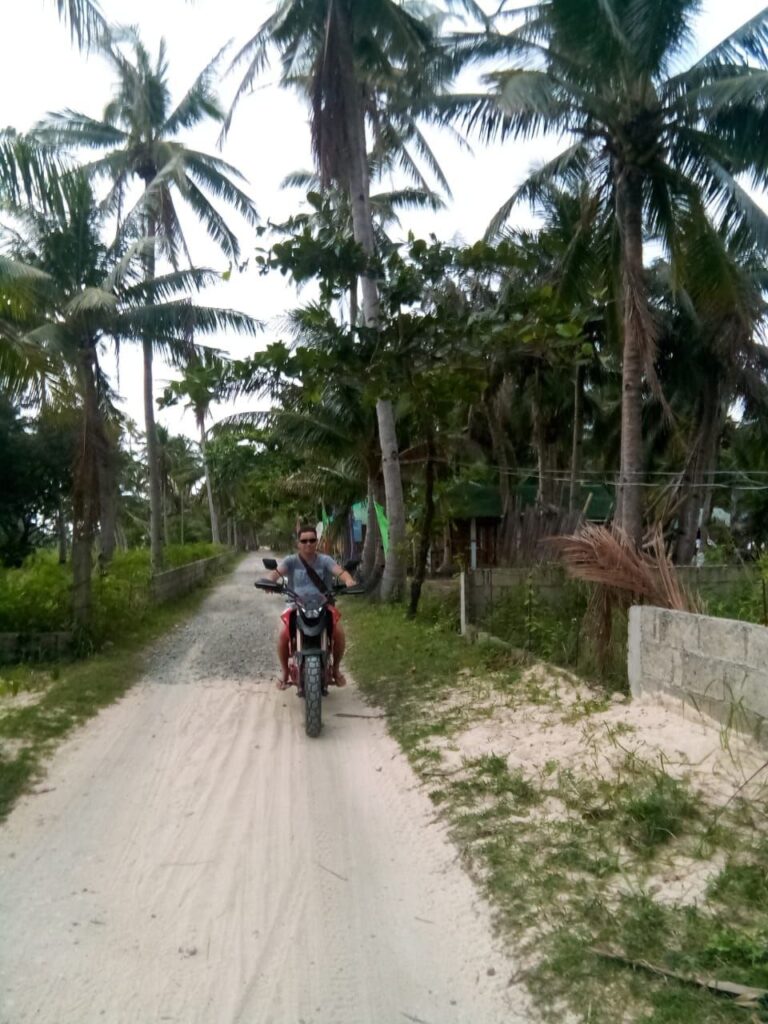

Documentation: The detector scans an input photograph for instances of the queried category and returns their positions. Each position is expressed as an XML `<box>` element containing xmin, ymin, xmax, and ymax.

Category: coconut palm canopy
<box><xmin>443</xmin><ymin>0</ymin><xmax>768</xmax><ymax>541</ymax></box>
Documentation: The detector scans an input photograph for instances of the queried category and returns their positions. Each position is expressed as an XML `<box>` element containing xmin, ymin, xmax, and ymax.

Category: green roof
<box><xmin>444</xmin><ymin>479</ymin><xmax>614</xmax><ymax>521</ymax></box>
<box><xmin>443</xmin><ymin>482</ymin><xmax>503</xmax><ymax>519</ymax></box>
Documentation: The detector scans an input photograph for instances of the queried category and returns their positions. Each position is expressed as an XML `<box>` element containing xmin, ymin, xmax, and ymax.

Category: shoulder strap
<box><xmin>298</xmin><ymin>554</ymin><xmax>333</xmax><ymax>600</ymax></box>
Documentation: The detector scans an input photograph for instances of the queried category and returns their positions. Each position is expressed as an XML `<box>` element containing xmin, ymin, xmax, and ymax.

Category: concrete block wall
<box><xmin>466</xmin><ymin>566</ymin><xmax>566</xmax><ymax>622</ymax></box>
<box><xmin>628</xmin><ymin>606</ymin><xmax>768</xmax><ymax>744</ymax></box>
<box><xmin>466</xmin><ymin>565</ymin><xmax>758</xmax><ymax>626</ymax></box>
<box><xmin>150</xmin><ymin>554</ymin><xmax>228</xmax><ymax>604</ymax></box>
<box><xmin>0</xmin><ymin>631</ymin><xmax>73</xmax><ymax>664</ymax></box>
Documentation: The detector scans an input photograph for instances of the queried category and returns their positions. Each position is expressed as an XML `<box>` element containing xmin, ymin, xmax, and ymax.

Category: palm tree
<box><xmin>165</xmin><ymin>434</ymin><xmax>203</xmax><ymax>545</ymax></box>
<box><xmin>160</xmin><ymin>352</ymin><xmax>239</xmax><ymax>545</ymax></box>
<box><xmin>36</xmin><ymin>28</ymin><xmax>260</xmax><ymax>572</ymax></box>
<box><xmin>225</xmin><ymin>0</ymin><xmax>472</xmax><ymax>599</ymax></box>
<box><xmin>451</xmin><ymin>1</ymin><xmax>768</xmax><ymax>542</ymax></box>
<box><xmin>2</xmin><ymin>174</ymin><xmax>260</xmax><ymax>627</ymax></box>
<box><xmin>648</xmin><ymin>211</ymin><xmax>768</xmax><ymax>562</ymax></box>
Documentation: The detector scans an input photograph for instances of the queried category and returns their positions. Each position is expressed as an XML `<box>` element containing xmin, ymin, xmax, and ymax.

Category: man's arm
<box><xmin>332</xmin><ymin>563</ymin><xmax>355</xmax><ymax>587</ymax></box>
<box><xmin>266</xmin><ymin>560</ymin><xmax>287</xmax><ymax>583</ymax></box>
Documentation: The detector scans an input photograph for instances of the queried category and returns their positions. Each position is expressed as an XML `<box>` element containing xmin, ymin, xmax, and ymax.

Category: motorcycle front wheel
<box><xmin>303</xmin><ymin>656</ymin><xmax>323</xmax><ymax>737</ymax></box>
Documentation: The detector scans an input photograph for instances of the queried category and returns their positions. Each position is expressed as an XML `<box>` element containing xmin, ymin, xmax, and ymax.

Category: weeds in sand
<box><xmin>345</xmin><ymin>598</ymin><xmax>768</xmax><ymax>1024</ymax></box>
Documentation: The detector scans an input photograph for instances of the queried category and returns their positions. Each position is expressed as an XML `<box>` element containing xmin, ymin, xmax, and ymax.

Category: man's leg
<box><xmin>277</xmin><ymin>625</ymin><xmax>290</xmax><ymax>689</ymax></box>
<box><xmin>332</xmin><ymin>622</ymin><xmax>347</xmax><ymax>686</ymax></box>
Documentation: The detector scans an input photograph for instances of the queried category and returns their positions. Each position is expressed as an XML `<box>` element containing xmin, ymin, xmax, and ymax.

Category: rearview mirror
<box><xmin>262</xmin><ymin>558</ymin><xmax>278</xmax><ymax>570</ymax></box>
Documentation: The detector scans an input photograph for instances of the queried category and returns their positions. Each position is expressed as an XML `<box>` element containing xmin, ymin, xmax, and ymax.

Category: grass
<box><xmin>344</xmin><ymin>597</ymin><xmax>768</xmax><ymax>1024</ymax></box>
<box><xmin>0</xmin><ymin>559</ymin><xmax>234</xmax><ymax>822</ymax></box>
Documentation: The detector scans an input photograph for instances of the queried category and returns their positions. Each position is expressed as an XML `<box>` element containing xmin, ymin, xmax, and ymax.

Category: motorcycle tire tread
<box><xmin>303</xmin><ymin>658</ymin><xmax>323</xmax><ymax>738</ymax></box>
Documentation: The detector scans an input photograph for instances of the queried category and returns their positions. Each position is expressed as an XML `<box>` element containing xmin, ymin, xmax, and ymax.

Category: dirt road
<box><xmin>0</xmin><ymin>555</ymin><xmax>527</xmax><ymax>1024</ymax></box>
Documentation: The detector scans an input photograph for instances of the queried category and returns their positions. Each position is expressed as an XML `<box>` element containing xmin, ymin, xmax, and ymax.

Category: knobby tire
<box><xmin>303</xmin><ymin>657</ymin><xmax>323</xmax><ymax>737</ymax></box>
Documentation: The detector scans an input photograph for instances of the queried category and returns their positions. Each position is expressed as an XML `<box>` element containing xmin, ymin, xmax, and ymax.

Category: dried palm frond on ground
<box><xmin>548</xmin><ymin>523</ymin><xmax>697</xmax><ymax>613</ymax></box>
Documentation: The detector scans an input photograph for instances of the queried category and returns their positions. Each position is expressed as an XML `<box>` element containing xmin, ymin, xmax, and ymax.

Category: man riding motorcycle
<box><xmin>264</xmin><ymin>525</ymin><xmax>355</xmax><ymax>690</ymax></box>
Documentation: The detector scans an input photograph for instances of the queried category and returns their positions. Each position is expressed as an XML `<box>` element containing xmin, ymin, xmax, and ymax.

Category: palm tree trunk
<box><xmin>200</xmin><ymin>425</ymin><xmax>220</xmax><ymax>544</ymax></box>
<box><xmin>72</xmin><ymin>346</ymin><xmax>100</xmax><ymax>630</ymax></box>
<box><xmin>437</xmin><ymin>523</ymin><xmax>452</xmax><ymax>575</ymax></box>
<box><xmin>483</xmin><ymin>382</ymin><xmax>512</xmax><ymax>515</ymax></box>
<box><xmin>531</xmin><ymin>373</ymin><xmax>556</xmax><ymax>507</ymax></box>
<box><xmin>408</xmin><ymin>433</ymin><xmax>436</xmax><ymax>617</ymax></box>
<box><xmin>570</xmin><ymin>364</ymin><xmax>584</xmax><ymax>512</ymax></box>
<box><xmin>676</xmin><ymin>381</ymin><xmax>724</xmax><ymax>563</ymax></box>
<box><xmin>162</xmin><ymin>475</ymin><xmax>170</xmax><ymax>548</ymax></box>
<box><xmin>96</xmin><ymin>441</ymin><xmax>117</xmax><ymax>566</ymax></box>
<box><xmin>57</xmin><ymin>495</ymin><xmax>68</xmax><ymax>565</ymax></box>
<box><xmin>349</xmin><ymin>276</ymin><xmax>358</xmax><ymax>328</ymax></box>
<box><xmin>339</xmin><ymin>21</ymin><xmax>406</xmax><ymax>601</ymax></box>
<box><xmin>616</xmin><ymin>170</ymin><xmax>648</xmax><ymax>544</ymax></box>
<box><xmin>141</xmin><ymin>209</ymin><xmax>163</xmax><ymax>573</ymax></box>
<box><xmin>144</xmin><ymin>335</ymin><xmax>163</xmax><ymax>572</ymax></box>
<box><xmin>360</xmin><ymin>475</ymin><xmax>380</xmax><ymax>581</ymax></box>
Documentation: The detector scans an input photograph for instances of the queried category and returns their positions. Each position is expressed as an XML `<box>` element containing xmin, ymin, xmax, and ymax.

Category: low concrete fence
<box><xmin>465</xmin><ymin>566</ymin><xmax>567</xmax><ymax>622</ymax></box>
<box><xmin>628</xmin><ymin>606</ymin><xmax>768</xmax><ymax>744</ymax></box>
<box><xmin>150</xmin><ymin>554</ymin><xmax>229</xmax><ymax>604</ymax></box>
<box><xmin>463</xmin><ymin>564</ymin><xmax>760</xmax><ymax>626</ymax></box>
<box><xmin>0</xmin><ymin>556</ymin><xmax>230</xmax><ymax>665</ymax></box>
<box><xmin>0</xmin><ymin>631</ymin><xmax>73</xmax><ymax>664</ymax></box>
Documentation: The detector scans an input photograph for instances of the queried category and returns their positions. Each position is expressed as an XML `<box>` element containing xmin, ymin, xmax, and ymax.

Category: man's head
<box><xmin>296</xmin><ymin>524</ymin><xmax>318</xmax><ymax>554</ymax></box>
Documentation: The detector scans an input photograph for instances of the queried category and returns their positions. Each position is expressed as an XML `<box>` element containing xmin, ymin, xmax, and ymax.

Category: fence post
<box><xmin>460</xmin><ymin>571</ymin><xmax>467</xmax><ymax>636</ymax></box>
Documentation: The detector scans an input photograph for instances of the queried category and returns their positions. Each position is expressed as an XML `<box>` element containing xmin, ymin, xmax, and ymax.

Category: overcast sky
<box><xmin>2</xmin><ymin>0</ymin><xmax>765</xmax><ymax>437</ymax></box>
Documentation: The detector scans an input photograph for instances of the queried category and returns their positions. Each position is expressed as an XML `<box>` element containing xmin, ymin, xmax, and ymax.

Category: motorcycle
<box><xmin>254</xmin><ymin>557</ymin><xmax>363</xmax><ymax>737</ymax></box>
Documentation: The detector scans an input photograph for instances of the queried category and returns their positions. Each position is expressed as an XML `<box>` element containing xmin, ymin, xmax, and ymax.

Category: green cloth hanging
<box><xmin>373</xmin><ymin>500</ymin><xmax>389</xmax><ymax>554</ymax></box>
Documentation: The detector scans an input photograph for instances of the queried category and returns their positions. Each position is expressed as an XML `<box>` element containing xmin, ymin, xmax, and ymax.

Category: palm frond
<box><xmin>184</xmin><ymin>152</ymin><xmax>260</xmax><ymax>228</ymax></box>
<box><xmin>693</xmin><ymin>7</ymin><xmax>768</xmax><ymax>68</ymax></box>
<box><xmin>64</xmin><ymin>287</ymin><xmax>118</xmax><ymax>316</ymax></box>
<box><xmin>485</xmin><ymin>141</ymin><xmax>595</xmax><ymax>239</ymax></box>
<box><xmin>33</xmin><ymin>111</ymin><xmax>127</xmax><ymax>151</ymax></box>
<box><xmin>549</xmin><ymin>524</ymin><xmax>694</xmax><ymax>611</ymax></box>
<box><xmin>163</xmin><ymin>42</ymin><xmax>230</xmax><ymax>135</ymax></box>
<box><xmin>52</xmin><ymin>0</ymin><xmax>110</xmax><ymax>51</ymax></box>
<box><xmin>222</xmin><ymin>14</ymin><xmax>282</xmax><ymax>140</ymax></box>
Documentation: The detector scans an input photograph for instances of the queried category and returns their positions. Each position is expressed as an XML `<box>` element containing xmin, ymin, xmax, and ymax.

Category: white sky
<box><xmin>2</xmin><ymin>0</ymin><xmax>765</xmax><ymax>438</ymax></box>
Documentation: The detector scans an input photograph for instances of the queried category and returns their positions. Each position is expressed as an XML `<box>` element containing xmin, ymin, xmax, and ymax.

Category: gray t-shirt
<box><xmin>279</xmin><ymin>553</ymin><xmax>339</xmax><ymax>604</ymax></box>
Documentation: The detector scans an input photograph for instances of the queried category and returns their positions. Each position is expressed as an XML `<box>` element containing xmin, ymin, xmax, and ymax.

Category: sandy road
<box><xmin>0</xmin><ymin>555</ymin><xmax>528</xmax><ymax>1024</ymax></box>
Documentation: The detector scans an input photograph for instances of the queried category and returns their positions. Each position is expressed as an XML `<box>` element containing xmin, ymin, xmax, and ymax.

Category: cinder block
<box><xmin>628</xmin><ymin>606</ymin><xmax>643</xmax><ymax>697</ymax></box>
<box><xmin>643</xmin><ymin>642</ymin><xmax>683</xmax><ymax>690</ymax></box>
<box><xmin>699</xmin><ymin>618</ymin><xmax>749</xmax><ymax>662</ymax></box>
<box><xmin>657</xmin><ymin>609</ymin><xmax>701</xmax><ymax>651</ymax></box>
<box><xmin>746</xmin><ymin>625</ymin><xmax>768</xmax><ymax>671</ymax></box>
<box><xmin>681</xmin><ymin>650</ymin><xmax>725</xmax><ymax>700</ymax></box>
<box><xmin>738</xmin><ymin>670</ymin><xmax>768</xmax><ymax>719</ymax></box>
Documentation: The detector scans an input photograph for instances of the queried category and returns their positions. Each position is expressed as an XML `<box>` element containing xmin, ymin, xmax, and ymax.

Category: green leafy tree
<box><xmin>226</xmin><ymin>0</ymin><xmax>478</xmax><ymax>599</ymax></box>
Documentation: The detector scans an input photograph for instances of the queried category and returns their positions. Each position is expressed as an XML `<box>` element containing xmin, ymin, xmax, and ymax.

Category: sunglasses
<box><xmin>299</xmin><ymin>538</ymin><xmax>317</xmax><ymax>544</ymax></box>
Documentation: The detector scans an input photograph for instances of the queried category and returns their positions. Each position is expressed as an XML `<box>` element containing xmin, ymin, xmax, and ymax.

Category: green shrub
<box><xmin>0</xmin><ymin>544</ymin><xmax>228</xmax><ymax>644</ymax></box>
<box><xmin>704</xmin><ymin>565</ymin><xmax>768</xmax><ymax>627</ymax></box>
<box><xmin>0</xmin><ymin>551</ymin><xmax>72</xmax><ymax>632</ymax></box>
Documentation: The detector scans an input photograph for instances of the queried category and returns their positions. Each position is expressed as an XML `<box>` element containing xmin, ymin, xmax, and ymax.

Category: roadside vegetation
<box><xmin>345</xmin><ymin>595</ymin><xmax>768</xmax><ymax>1024</ymax></box>
<box><xmin>0</xmin><ymin>542</ymin><xmax>226</xmax><ymax>640</ymax></box>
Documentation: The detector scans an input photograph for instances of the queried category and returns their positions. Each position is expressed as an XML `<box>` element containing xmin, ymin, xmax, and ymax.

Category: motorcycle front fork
<box><xmin>290</xmin><ymin>631</ymin><xmax>333</xmax><ymax>690</ymax></box>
